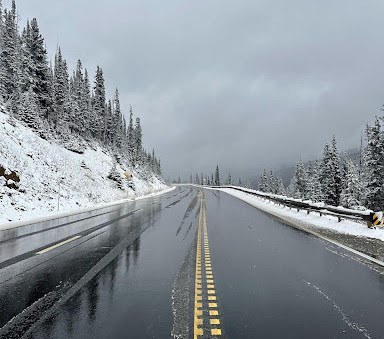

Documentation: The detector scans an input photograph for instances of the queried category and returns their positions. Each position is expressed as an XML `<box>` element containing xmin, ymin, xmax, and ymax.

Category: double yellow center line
<box><xmin>194</xmin><ymin>193</ymin><xmax>222</xmax><ymax>337</ymax></box>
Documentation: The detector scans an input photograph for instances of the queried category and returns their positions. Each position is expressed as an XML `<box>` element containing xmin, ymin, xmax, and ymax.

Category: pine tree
<box><xmin>112</xmin><ymin>88</ymin><xmax>122</xmax><ymax>147</ymax></box>
<box><xmin>269</xmin><ymin>170</ymin><xmax>275</xmax><ymax>194</ymax></box>
<box><xmin>127</xmin><ymin>106</ymin><xmax>135</xmax><ymax>159</ymax></box>
<box><xmin>308</xmin><ymin>159</ymin><xmax>324</xmax><ymax>202</ymax></box>
<box><xmin>92</xmin><ymin>66</ymin><xmax>106</xmax><ymax>140</ymax></box>
<box><xmin>195</xmin><ymin>173</ymin><xmax>199</xmax><ymax>184</ymax></box>
<box><xmin>275</xmin><ymin>176</ymin><xmax>286</xmax><ymax>195</ymax></box>
<box><xmin>53</xmin><ymin>48</ymin><xmax>70</xmax><ymax>129</ymax></box>
<box><xmin>225</xmin><ymin>173</ymin><xmax>232</xmax><ymax>185</ymax></box>
<box><xmin>133</xmin><ymin>117</ymin><xmax>142</xmax><ymax>166</ymax></box>
<box><xmin>320</xmin><ymin>137</ymin><xmax>342</xmax><ymax>206</ymax></box>
<box><xmin>0</xmin><ymin>7</ymin><xmax>19</xmax><ymax>110</ymax></box>
<box><xmin>18</xmin><ymin>86</ymin><xmax>40</xmax><ymax>129</ymax></box>
<box><xmin>214</xmin><ymin>165</ymin><xmax>220</xmax><ymax>186</ymax></box>
<box><xmin>362</xmin><ymin>118</ymin><xmax>384</xmax><ymax>210</ymax></box>
<box><xmin>258</xmin><ymin>169</ymin><xmax>269</xmax><ymax>192</ymax></box>
<box><xmin>340</xmin><ymin>158</ymin><xmax>363</xmax><ymax>208</ymax></box>
<box><xmin>290</xmin><ymin>160</ymin><xmax>308</xmax><ymax>199</ymax></box>
<box><xmin>29</xmin><ymin>18</ymin><xmax>53</xmax><ymax>119</ymax></box>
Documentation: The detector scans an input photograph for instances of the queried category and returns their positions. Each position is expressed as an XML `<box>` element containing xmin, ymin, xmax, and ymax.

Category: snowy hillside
<box><xmin>0</xmin><ymin>111</ymin><xmax>167</xmax><ymax>224</ymax></box>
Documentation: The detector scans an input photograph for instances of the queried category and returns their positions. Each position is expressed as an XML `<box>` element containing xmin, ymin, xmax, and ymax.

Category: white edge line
<box><xmin>0</xmin><ymin>186</ymin><xmax>176</xmax><ymax>232</ymax></box>
<box><xmin>216</xmin><ymin>188</ymin><xmax>384</xmax><ymax>268</ymax></box>
<box><xmin>36</xmin><ymin>235</ymin><xmax>82</xmax><ymax>255</ymax></box>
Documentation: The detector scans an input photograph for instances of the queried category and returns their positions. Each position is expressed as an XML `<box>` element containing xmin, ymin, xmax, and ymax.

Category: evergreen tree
<box><xmin>0</xmin><ymin>7</ymin><xmax>19</xmax><ymax>110</ymax></box>
<box><xmin>275</xmin><ymin>176</ymin><xmax>286</xmax><ymax>195</ymax></box>
<box><xmin>290</xmin><ymin>160</ymin><xmax>308</xmax><ymax>199</ymax></box>
<box><xmin>258</xmin><ymin>169</ymin><xmax>269</xmax><ymax>192</ymax></box>
<box><xmin>29</xmin><ymin>18</ymin><xmax>52</xmax><ymax>119</ymax></box>
<box><xmin>308</xmin><ymin>159</ymin><xmax>324</xmax><ymax>202</ymax></box>
<box><xmin>341</xmin><ymin>158</ymin><xmax>363</xmax><ymax>208</ymax></box>
<box><xmin>362</xmin><ymin>118</ymin><xmax>384</xmax><ymax>210</ymax></box>
<box><xmin>92</xmin><ymin>66</ymin><xmax>106</xmax><ymax>140</ymax></box>
<box><xmin>133</xmin><ymin>117</ymin><xmax>142</xmax><ymax>166</ymax></box>
<box><xmin>18</xmin><ymin>86</ymin><xmax>39</xmax><ymax>129</ymax></box>
<box><xmin>225</xmin><ymin>173</ymin><xmax>232</xmax><ymax>185</ymax></box>
<box><xmin>195</xmin><ymin>173</ymin><xmax>199</xmax><ymax>184</ymax></box>
<box><xmin>320</xmin><ymin>137</ymin><xmax>342</xmax><ymax>206</ymax></box>
<box><xmin>113</xmin><ymin>88</ymin><xmax>123</xmax><ymax>148</ymax></box>
<box><xmin>127</xmin><ymin>106</ymin><xmax>135</xmax><ymax>158</ymax></box>
<box><xmin>269</xmin><ymin>170</ymin><xmax>275</xmax><ymax>194</ymax></box>
<box><xmin>214</xmin><ymin>165</ymin><xmax>220</xmax><ymax>186</ymax></box>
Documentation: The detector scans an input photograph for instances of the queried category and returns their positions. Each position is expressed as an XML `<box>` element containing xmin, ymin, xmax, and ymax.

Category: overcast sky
<box><xmin>11</xmin><ymin>0</ymin><xmax>384</xmax><ymax>179</ymax></box>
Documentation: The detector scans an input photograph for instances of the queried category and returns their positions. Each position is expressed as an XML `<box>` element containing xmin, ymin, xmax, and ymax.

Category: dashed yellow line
<box><xmin>193</xmin><ymin>192</ymin><xmax>222</xmax><ymax>338</ymax></box>
<box><xmin>194</xmin><ymin>195</ymin><xmax>204</xmax><ymax>338</ymax></box>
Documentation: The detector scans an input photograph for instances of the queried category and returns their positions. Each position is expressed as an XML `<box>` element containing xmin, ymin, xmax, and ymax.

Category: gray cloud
<box><xmin>12</xmin><ymin>0</ymin><xmax>384</xmax><ymax>179</ymax></box>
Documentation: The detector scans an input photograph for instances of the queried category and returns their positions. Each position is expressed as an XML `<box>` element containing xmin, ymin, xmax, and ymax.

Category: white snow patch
<box><xmin>0</xmin><ymin>111</ymin><xmax>169</xmax><ymax>225</ymax></box>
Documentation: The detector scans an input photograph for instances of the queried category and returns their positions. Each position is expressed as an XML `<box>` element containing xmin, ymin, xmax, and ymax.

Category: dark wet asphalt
<box><xmin>1</xmin><ymin>186</ymin><xmax>384</xmax><ymax>338</ymax></box>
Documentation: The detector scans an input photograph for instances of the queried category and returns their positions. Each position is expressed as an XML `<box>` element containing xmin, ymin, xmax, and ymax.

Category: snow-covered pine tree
<box><xmin>82</xmin><ymin>68</ymin><xmax>92</xmax><ymax>137</ymax></box>
<box><xmin>195</xmin><ymin>173</ymin><xmax>199</xmax><ymax>184</ymax></box>
<box><xmin>19</xmin><ymin>22</ymin><xmax>34</xmax><ymax>97</ymax></box>
<box><xmin>362</xmin><ymin>118</ymin><xmax>384</xmax><ymax>210</ymax></box>
<box><xmin>127</xmin><ymin>106</ymin><xmax>135</xmax><ymax>160</ymax></box>
<box><xmin>290</xmin><ymin>160</ymin><xmax>308</xmax><ymax>199</ymax></box>
<box><xmin>92</xmin><ymin>66</ymin><xmax>106</xmax><ymax>141</ymax></box>
<box><xmin>275</xmin><ymin>176</ymin><xmax>286</xmax><ymax>195</ymax></box>
<box><xmin>53</xmin><ymin>48</ymin><xmax>70</xmax><ymax>130</ymax></box>
<box><xmin>225</xmin><ymin>173</ymin><xmax>232</xmax><ymax>185</ymax></box>
<box><xmin>307</xmin><ymin>159</ymin><xmax>324</xmax><ymax>202</ymax></box>
<box><xmin>29</xmin><ymin>18</ymin><xmax>53</xmax><ymax>120</ymax></box>
<box><xmin>0</xmin><ymin>7</ymin><xmax>19</xmax><ymax>111</ymax></box>
<box><xmin>18</xmin><ymin>86</ymin><xmax>40</xmax><ymax>129</ymax></box>
<box><xmin>269</xmin><ymin>170</ymin><xmax>275</xmax><ymax>194</ymax></box>
<box><xmin>133</xmin><ymin>117</ymin><xmax>142</xmax><ymax>166</ymax></box>
<box><xmin>258</xmin><ymin>169</ymin><xmax>269</xmax><ymax>192</ymax></box>
<box><xmin>320</xmin><ymin>137</ymin><xmax>342</xmax><ymax>206</ymax></box>
<box><xmin>215</xmin><ymin>165</ymin><xmax>220</xmax><ymax>186</ymax></box>
<box><xmin>340</xmin><ymin>158</ymin><xmax>363</xmax><ymax>208</ymax></box>
<box><xmin>113</xmin><ymin>88</ymin><xmax>123</xmax><ymax>148</ymax></box>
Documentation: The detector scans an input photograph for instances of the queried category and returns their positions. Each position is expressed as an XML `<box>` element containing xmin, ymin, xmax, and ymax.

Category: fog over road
<box><xmin>0</xmin><ymin>186</ymin><xmax>383</xmax><ymax>338</ymax></box>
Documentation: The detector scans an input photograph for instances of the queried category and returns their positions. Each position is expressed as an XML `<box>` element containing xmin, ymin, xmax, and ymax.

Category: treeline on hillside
<box><xmin>259</xmin><ymin>117</ymin><xmax>384</xmax><ymax>211</ymax></box>
<box><xmin>0</xmin><ymin>0</ymin><xmax>161</xmax><ymax>176</ymax></box>
<box><xmin>175</xmin><ymin>165</ymin><xmax>244</xmax><ymax>187</ymax></box>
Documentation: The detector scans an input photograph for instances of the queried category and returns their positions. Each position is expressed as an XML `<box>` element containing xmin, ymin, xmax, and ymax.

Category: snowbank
<box><xmin>216</xmin><ymin>187</ymin><xmax>384</xmax><ymax>242</ymax></box>
<box><xmin>0</xmin><ymin>111</ymin><xmax>168</xmax><ymax>224</ymax></box>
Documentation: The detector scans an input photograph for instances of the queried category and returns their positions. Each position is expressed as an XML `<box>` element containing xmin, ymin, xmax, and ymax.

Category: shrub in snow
<box><xmin>107</xmin><ymin>163</ymin><xmax>123</xmax><ymax>189</ymax></box>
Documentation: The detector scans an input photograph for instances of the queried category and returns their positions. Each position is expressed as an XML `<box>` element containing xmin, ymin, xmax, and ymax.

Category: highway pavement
<box><xmin>0</xmin><ymin>186</ymin><xmax>384</xmax><ymax>338</ymax></box>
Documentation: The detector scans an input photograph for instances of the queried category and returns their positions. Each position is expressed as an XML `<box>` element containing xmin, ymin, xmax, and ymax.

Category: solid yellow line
<box><xmin>36</xmin><ymin>236</ymin><xmax>81</xmax><ymax>255</ymax></box>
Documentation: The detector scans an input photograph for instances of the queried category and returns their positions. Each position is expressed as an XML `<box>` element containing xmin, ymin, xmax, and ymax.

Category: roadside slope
<box><xmin>0</xmin><ymin>111</ymin><xmax>167</xmax><ymax>224</ymax></box>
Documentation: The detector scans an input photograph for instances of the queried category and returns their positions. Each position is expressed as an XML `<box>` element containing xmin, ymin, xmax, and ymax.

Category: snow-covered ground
<box><xmin>0</xmin><ymin>111</ymin><xmax>168</xmax><ymax>225</ymax></box>
<box><xmin>216</xmin><ymin>187</ymin><xmax>384</xmax><ymax>242</ymax></box>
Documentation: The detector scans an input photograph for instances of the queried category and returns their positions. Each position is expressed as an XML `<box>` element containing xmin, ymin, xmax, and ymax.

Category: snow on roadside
<box><xmin>216</xmin><ymin>187</ymin><xmax>384</xmax><ymax>242</ymax></box>
<box><xmin>0</xmin><ymin>111</ymin><xmax>168</xmax><ymax>225</ymax></box>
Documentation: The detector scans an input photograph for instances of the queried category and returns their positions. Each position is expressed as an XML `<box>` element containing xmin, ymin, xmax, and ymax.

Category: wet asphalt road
<box><xmin>1</xmin><ymin>186</ymin><xmax>384</xmax><ymax>338</ymax></box>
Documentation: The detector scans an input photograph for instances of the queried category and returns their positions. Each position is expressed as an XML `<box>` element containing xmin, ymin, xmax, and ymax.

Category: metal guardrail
<box><xmin>216</xmin><ymin>186</ymin><xmax>379</xmax><ymax>228</ymax></box>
